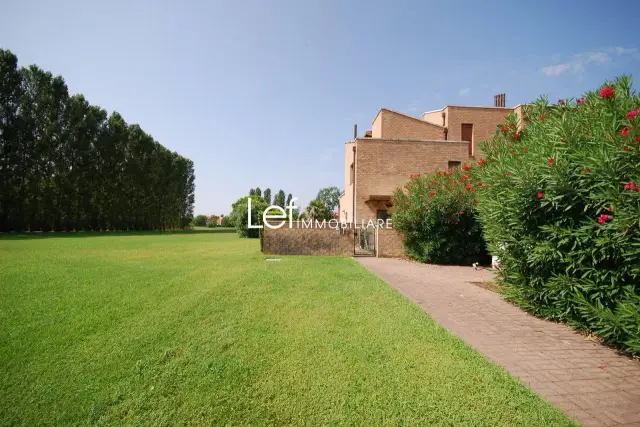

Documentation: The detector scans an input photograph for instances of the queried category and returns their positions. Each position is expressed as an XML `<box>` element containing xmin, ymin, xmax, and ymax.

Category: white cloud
<box><xmin>541</xmin><ymin>63</ymin><xmax>574</xmax><ymax>76</ymax></box>
<box><xmin>540</xmin><ymin>47</ymin><xmax>636</xmax><ymax>77</ymax></box>
<box><xmin>458</xmin><ymin>88</ymin><xmax>471</xmax><ymax>96</ymax></box>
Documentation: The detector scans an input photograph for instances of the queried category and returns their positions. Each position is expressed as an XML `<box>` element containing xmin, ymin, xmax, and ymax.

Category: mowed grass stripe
<box><xmin>0</xmin><ymin>232</ymin><xmax>574</xmax><ymax>426</ymax></box>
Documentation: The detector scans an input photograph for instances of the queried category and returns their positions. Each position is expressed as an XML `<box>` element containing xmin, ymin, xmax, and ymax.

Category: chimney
<box><xmin>494</xmin><ymin>93</ymin><xmax>506</xmax><ymax>107</ymax></box>
<box><xmin>353</xmin><ymin>124</ymin><xmax>358</xmax><ymax>139</ymax></box>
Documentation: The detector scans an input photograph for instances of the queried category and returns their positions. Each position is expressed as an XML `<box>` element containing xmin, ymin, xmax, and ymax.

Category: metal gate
<box><xmin>354</xmin><ymin>227</ymin><xmax>376</xmax><ymax>256</ymax></box>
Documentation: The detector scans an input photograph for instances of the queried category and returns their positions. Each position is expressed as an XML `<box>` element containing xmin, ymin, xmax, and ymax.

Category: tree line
<box><xmin>249</xmin><ymin>187</ymin><xmax>292</xmax><ymax>207</ymax></box>
<box><xmin>0</xmin><ymin>49</ymin><xmax>195</xmax><ymax>231</ymax></box>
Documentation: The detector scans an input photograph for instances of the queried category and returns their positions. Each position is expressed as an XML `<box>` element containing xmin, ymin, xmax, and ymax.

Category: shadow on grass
<box><xmin>0</xmin><ymin>228</ymin><xmax>237</xmax><ymax>240</ymax></box>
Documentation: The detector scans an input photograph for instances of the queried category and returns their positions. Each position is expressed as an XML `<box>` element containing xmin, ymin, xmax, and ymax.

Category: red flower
<box><xmin>600</xmin><ymin>86</ymin><xmax>615</xmax><ymax>98</ymax></box>
<box><xmin>597</xmin><ymin>214</ymin><xmax>612</xmax><ymax>224</ymax></box>
<box><xmin>547</xmin><ymin>158</ymin><xmax>555</xmax><ymax>167</ymax></box>
<box><xmin>537</xmin><ymin>192</ymin><xmax>543</xmax><ymax>199</ymax></box>
<box><xmin>455</xmin><ymin>220</ymin><xmax>460</xmax><ymax>225</ymax></box>
<box><xmin>431</xmin><ymin>180</ymin><xmax>437</xmax><ymax>185</ymax></box>
<box><xmin>577</xmin><ymin>97</ymin><xmax>585</xmax><ymax>104</ymax></box>
<box><xmin>452</xmin><ymin>180</ymin><xmax>458</xmax><ymax>185</ymax></box>
<box><xmin>436</xmin><ymin>171</ymin><xmax>442</xmax><ymax>176</ymax></box>
<box><xmin>460</xmin><ymin>210</ymin><xmax>465</xmax><ymax>215</ymax></box>
<box><xmin>506</xmin><ymin>172</ymin><xmax>512</xmax><ymax>177</ymax></box>
<box><xmin>628</xmin><ymin>110</ymin><xmax>638</xmax><ymax>120</ymax></box>
<box><xmin>539</xmin><ymin>114</ymin><xmax>545</xmax><ymax>121</ymax></box>
<box><xmin>624</xmin><ymin>182</ymin><xmax>637</xmax><ymax>190</ymax></box>
<box><xmin>514</xmin><ymin>132</ymin><xmax>521</xmax><ymax>140</ymax></box>
<box><xmin>462</xmin><ymin>163</ymin><xmax>473</xmax><ymax>171</ymax></box>
<box><xmin>636</xmin><ymin>137</ymin><xmax>640</xmax><ymax>142</ymax></box>
<box><xmin>607</xmin><ymin>206</ymin><xmax>614</xmax><ymax>212</ymax></box>
<box><xmin>558</xmin><ymin>99</ymin><xmax>565</xmax><ymax>106</ymax></box>
<box><xmin>465</xmin><ymin>184</ymin><xmax>473</xmax><ymax>190</ymax></box>
<box><xmin>501</xmin><ymin>126</ymin><xmax>508</xmax><ymax>134</ymax></box>
<box><xmin>477</xmin><ymin>158</ymin><xmax>487</xmax><ymax>166</ymax></box>
<box><xmin>429</xmin><ymin>191</ymin><xmax>437</xmax><ymax>197</ymax></box>
<box><xmin>621</xmin><ymin>127</ymin><xmax>630</xmax><ymax>137</ymax></box>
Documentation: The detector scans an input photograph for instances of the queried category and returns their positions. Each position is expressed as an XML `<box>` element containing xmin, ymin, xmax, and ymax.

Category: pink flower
<box><xmin>628</xmin><ymin>110</ymin><xmax>638</xmax><ymax>120</ymax></box>
<box><xmin>621</xmin><ymin>127</ymin><xmax>630</xmax><ymax>137</ymax></box>
<box><xmin>600</xmin><ymin>86</ymin><xmax>615</xmax><ymax>98</ymax></box>
<box><xmin>537</xmin><ymin>192</ymin><xmax>544</xmax><ymax>199</ymax></box>
<box><xmin>624</xmin><ymin>182</ymin><xmax>637</xmax><ymax>190</ymax></box>
<box><xmin>598</xmin><ymin>214</ymin><xmax>612</xmax><ymax>224</ymax></box>
<box><xmin>577</xmin><ymin>98</ymin><xmax>585</xmax><ymax>104</ymax></box>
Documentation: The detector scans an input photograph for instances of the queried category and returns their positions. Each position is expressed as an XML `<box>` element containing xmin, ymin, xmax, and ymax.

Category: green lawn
<box><xmin>0</xmin><ymin>232</ymin><xmax>574</xmax><ymax>426</ymax></box>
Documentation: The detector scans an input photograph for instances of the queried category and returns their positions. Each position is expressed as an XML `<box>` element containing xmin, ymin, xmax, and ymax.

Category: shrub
<box><xmin>391</xmin><ymin>165</ymin><xmax>490</xmax><ymax>265</ymax></box>
<box><xmin>228</xmin><ymin>196</ymin><xmax>268</xmax><ymax>238</ymax></box>
<box><xmin>193</xmin><ymin>215</ymin><xmax>207</xmax><ymax>227</ymax></box>
<box><xmin>476</xmin><ymin>76</ymin><xmax>640</xmax><ymax>354</ymax></box>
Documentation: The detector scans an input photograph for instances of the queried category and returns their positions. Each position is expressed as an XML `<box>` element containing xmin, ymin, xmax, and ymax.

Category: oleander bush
<box><xmin>391</xmin><ymin>165</ymin><xmax>490</xmax><ymax>265</ymax></box>
<box><xmin>475</xmin><ymin>76</ymin><xmax>640</xmax><ymax>354</ymax></box>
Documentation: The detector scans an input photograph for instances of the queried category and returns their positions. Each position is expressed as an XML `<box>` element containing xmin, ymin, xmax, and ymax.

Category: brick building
<box><xmin>339</xmin><ymin>95</ymin><xmax>527</xmax><ymax>223</ymax></box>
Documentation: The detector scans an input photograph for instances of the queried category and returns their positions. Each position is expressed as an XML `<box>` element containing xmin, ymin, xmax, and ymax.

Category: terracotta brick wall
<box><xmin>354</xmin><ymin>138</ymin><xmax>468</xmax><ymax>221</ymax></box>
<box><xmin>444</xmin><ymin>106</ymin><xmax>513</xmax><ymax>158</ymax></box>
<box><xmin>339</xmin><ymin>142</ymin><xmax>356</xmax><ymax>222</ymax></box>
<box><xmin>377</xmin><ymin>109</ymin><xmax>445</xmax><ymax>140</ymax></box>
<box><xmin>262</xmin><ymin>226</ymin><xmax>354</xmax><ymax>256</ymax></box>
<box><xmin>422</xmin><ymin>110</ymin><xmax>444</xmax><ymax>126</ymax></box>
<box><xmin>377</xmin><ymin>228</ymin><xmax>405</xmax><ymax>258</ymax></box>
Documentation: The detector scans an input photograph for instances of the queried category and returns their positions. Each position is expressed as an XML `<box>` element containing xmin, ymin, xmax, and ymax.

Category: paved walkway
<box><xmin>358</xmin><ymin>257</ymin><xmax>640</xmax><ymax>427</ymax></box>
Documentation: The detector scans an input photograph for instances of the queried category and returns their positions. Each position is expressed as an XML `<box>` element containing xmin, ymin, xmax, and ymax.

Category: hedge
<box><xmin>475</xmin><ymin>76</ymin><xmax>640</xmax><ymax>354</ymax></box>
<box><xmin>391</xmin><ymin>165</ymin><xmax>490</xmax><ymax>265</ymax></box>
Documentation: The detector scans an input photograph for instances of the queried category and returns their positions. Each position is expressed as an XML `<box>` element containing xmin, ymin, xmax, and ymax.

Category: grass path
<box><xmin>0</xmin><ymin>232</ymin><xmax>574</xmax><ymax>426</ymax></box>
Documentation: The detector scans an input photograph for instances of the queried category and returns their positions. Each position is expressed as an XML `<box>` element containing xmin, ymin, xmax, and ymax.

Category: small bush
<box><xmin>476</xmin><ymin>76</ymin><xmax>640</xmax><ymax>354</ymax></box>
<box><xmin>228</xmin><ymin>196</ymin><xmax>268</xmax><ymax>238</ymax></box>
<box><xmin>391</xmin><ymin>165</ymin><xmax>490</xmax><ymax>265</ymax></box>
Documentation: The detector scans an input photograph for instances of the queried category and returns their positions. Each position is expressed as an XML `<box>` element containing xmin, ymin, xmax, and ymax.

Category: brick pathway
<box><xmin>358</xmin><ymin>257</ymin><xmax>640</xmax><ymax>427</ymax></box>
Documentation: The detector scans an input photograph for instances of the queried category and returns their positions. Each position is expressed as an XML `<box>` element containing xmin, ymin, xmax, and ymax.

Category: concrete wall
<box><xmin>444</xmin><ymin>106</ymin><xmax>513</xmax><ymax>157</ymax></box>
<box><xmin>262</xmin><ymin>225</ymin><xmax>354</xmax><ymax>256</ymax></box>
<box><xmin>377</xmin><ymin>228</ymin><xmax>405</xmax><ymax>258</ymax></box>
<box><xmin>354</xmin><ymin>138</ymin><xmax>469</xmax><ymax>222</ymax></box>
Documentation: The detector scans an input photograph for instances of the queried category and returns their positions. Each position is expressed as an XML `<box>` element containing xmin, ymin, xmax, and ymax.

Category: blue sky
<box><xmin>2</xmin><ymin>0</ymin><xmax>638</xmax><ymax>215</ymax></box>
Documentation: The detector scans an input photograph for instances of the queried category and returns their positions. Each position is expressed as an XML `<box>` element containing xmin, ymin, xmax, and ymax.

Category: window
<box><xmin>448</xmin><ymin>161</ymin><xmax>461</xmax><ymax>169</ymax></box>
<box><xmin>376</xmin><ymin>210</ymin><xmax>389</xmax><ymax>221</ymax></box>
<box><xmin>461</xmin><ymin>123</ymin><xmax>473</xmax><ymax>155</ymax></box>
<box><xmin>350</xmin><ymin>163</ymin><xmax>354</xmax><ymax>184</ymax></box>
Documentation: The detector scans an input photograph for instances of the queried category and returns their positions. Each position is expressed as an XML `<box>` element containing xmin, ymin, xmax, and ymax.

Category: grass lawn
<box><xmin>0</xmin><ymin>232</ymin><xmax>574</xmax><ymax>426</ymax></box>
